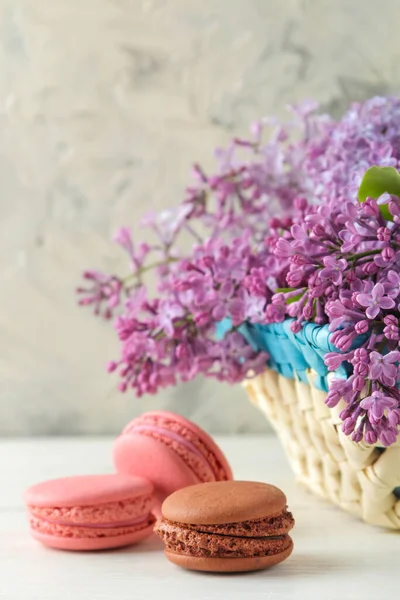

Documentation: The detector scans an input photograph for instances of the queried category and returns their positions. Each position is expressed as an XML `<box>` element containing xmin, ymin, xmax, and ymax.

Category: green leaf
<box><xmin>275</xmin><ymin>287</ymin><xmax>305</xmax><ymax>305</ymax></box>
<box><xmin>286</xmin><ymin>292</ymin><xmax>305</xmax><ymax>305</ymax></box>
<box><xmin>313</xmin><ymin>298</ymin><xmax>317</xmax><ymax>320</ymax></box>
<box><xmin>358</xmin><ymin>166</ymin><xmax>400</xmax><ymax>221</ymax></box>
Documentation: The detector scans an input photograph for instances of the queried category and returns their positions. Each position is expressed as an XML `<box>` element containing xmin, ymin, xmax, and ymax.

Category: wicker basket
<box><xmin>244</xmin><ymin>368</ymin><xmax>400</xmax><ymax>529</ymax></box>
<box><xmin>219</xmin><ymin>315</ymin><xmax>400</xmax><ymax>530</ymax></box>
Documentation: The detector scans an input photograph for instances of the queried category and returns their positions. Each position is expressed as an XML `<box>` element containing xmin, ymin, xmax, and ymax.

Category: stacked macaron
<box><xmin>154</xmin><ymin>481</ymin><xmax>295</xmax><ymax>572</ymax></box>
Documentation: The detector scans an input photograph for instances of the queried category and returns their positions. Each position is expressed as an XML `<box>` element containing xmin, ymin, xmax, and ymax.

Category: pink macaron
<box><xmin>24</xmin><ymin>473</ymin><xmax>155</xmax><ymax>551</ymax></box>
<box><xmin>113</xmin><ymin>411</ymin><xmax>233</xmax><ymax>514</ymax></box>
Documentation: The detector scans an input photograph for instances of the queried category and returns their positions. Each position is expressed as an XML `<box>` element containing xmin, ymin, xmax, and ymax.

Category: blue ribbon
<box><xmin>216</xmin><ymin>318</ymin><xmax>366</xmax><ymax>392</ymax></box>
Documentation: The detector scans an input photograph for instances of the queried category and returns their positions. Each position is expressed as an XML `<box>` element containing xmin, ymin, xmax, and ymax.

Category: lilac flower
<box><xmin>360</xmin><ymin>391</ymin><xmax>397</xmax><ymax>420</ymax></box>
<box><xmin>319</xmin><ymin>257</ymin><xmax>347</xmax><ymax>286</ymax></box>
<box><xmin>330</xmin><ymin>327</ymin><xmax>358</xmax><ymax>351</ymax></box>
<box><xmin>355</xmin><ymin>320</ymin><xmax>369</xmax><ymax>334</ymax></box>
<box><xmin>376</xmin><ymin>225</ymin><xmax>391</xmax><ymax>243</ymax></box>
<box><xmin>265</xmin><ymin>302</ymin><xmax>286</xmax><ymax>323</ymax></box>
<box><xmin>211</xmin><ymin>280</ymin><xmax>235</xmax><ymax>322</ymax></box>
<box><xmin>157</xmin><ymin>300</ymin><xmax>185</xmax><ymax>337</ymax></box>
<box><xmin>374</xmin><ymin>247</ymin><xmax>395</xmax><ymax>267</ymax></box>
<box><xmin>383</xmin><ymin>270</ymin><xmax>400</xmax><ymax>298</ymax></box>
<box><xmin>361</xmin><ymin>197</ymin><xmax>380</xmax><ymax>217</ymax></box>
<box><xmin>114</xmin><ymin>227</ymin><xmax>134</xmax><ymax>256</ymax></box>
<box><xmin>388</xmin><ymin>408</ymin><xmax>400</xmax><ymax>427</ymax></box>
<box><xmin>290</xmin><ymin>319</ymin><xmax>303</xmax><ymax>334</ymax></box>
<box><xmin>291</xmin><ymin>223</ymin><xmax>310</xmax><ymax>247</ymax></box>
<box><xmin>125</xmin><ymin>286</ymin><xmax>147</xmax><ymax>317</ymax></box>
<box><xmin>324</xmin><ymin>351</ymin><xmax>353</xmax><ymax>371</ymax></box>
<box><xmin>325</xmin><ymin>300</ymin><xmax>347</xmax><ymax>330</ymax></box>
<box><xmin>364</xmin><ymin>420</ymin><xmax>378</xmax><ymax>445</ymax></box>
<box><xmin>141</xmin><ymin>205</ymin><xmax>192</xmax><ymax>245</ymax></box>
<box><xmin>274</xmin><ymin>238</ymin><xmax>294</xmax><ymax>258</ymax></box>
<box><xmin>78</xmin><ymin>96</ymin><xmax>400</xmax><ymax>447</ymax></box>
<box><xmin>379</xmin><ymin>427</ymin><xmax>398</xmax><ymax>447</ymax></box>
<box><xmin>383</xmin><ymin>315</ymin><xmax>400</xmax><ymax>340</ymax></box>
<box><xmin>77</xmin><ymin>271</ymin><xmax>122</xmax><ymax>319</ymax></box>
<box><xmin>369</xmin><ymin>351</ymin><xmax>400</xmax><ymax>386</ymax></box>
<box><xmin>244</xmin><ymin>294</ymin><xmax>267</xmax><ymax>322</ymax></box>
<box><xmin>342</xmin><ymin>417</ymin><xmax>356</xmax><ymax>435</ymax></box>
<box><xmin>339</xmin><ymin>224</ymin><xmax>361</xmax><ymax>252</ymax></box>
<box><xmin>325</xmin><ymin>378</ymin><xmax>347</xmax><ymax>407</ymax></box>
<box><xmin>350</xmin><ymin>347</ymin><xmax>370</xmax><ymax>377</ymax></box>
<box><xmin>244</xmin><ymin>267</ymin><xmax>269</xmax><ymax>297</ymax></box>
<box><xmin>356</xmin><ymin>283</ymin><xmax>395</xmax><ymax>319</ymax></box>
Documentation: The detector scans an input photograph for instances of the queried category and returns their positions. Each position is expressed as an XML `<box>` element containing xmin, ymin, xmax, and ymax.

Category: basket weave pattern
<box><xmin>244</xmin><ymin>368</ymin><xmax>400</xmax><ymax>529</ymax></box>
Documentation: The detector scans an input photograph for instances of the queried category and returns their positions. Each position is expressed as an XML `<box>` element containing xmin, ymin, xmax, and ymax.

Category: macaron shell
<box><xmin>164</xmin><ymin>540</ymin><xmax>294</xmax><ymax>572</ymax></box>
<box><xmin>31</xmin><ymin>523</ymin><xmax>155</xmax><ymax>551</ymax></box>
<box><xmin>124</xmin><ymin>411</ymin><xmax>233</xmax><ymax>481</ymax></box>
<box><xmin>113</xmin><ymin>433</ymin><xmax>200</xmax><ymax>515</ymax></box>
<box><xmin>25</xmin><ymin>474</ymin><xmax>153</xmax><ymax>508</ymax></box>
<box><xmin>162</xmin><ymin>481</ymin><xmax>287</xmax><ymax>525</ymax></box>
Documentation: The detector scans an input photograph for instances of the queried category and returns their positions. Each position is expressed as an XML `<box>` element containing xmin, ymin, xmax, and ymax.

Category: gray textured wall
<box><xmin>2</xmin><ymin>0</ymin><xmax>399</xmax><ymax>435</ymax></box>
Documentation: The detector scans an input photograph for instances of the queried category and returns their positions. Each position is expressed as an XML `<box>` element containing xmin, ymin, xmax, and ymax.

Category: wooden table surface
<box><xmin>1</xmin><ymin>435</ymin><xmax>398</xmax><ymax>600</ymax></box>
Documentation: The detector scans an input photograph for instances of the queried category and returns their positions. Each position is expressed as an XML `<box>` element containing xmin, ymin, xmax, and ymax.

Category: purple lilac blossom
<box><xmin>78</xmin><ymin>96</ymin><xmax>400</xmax><ymax>446</ymax></box>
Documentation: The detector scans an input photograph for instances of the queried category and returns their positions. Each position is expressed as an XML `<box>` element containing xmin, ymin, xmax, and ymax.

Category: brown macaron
<box><xmin>154</xmin><ymin>480</ymin><xmax>294</xmax><ymax>573</ymax></box>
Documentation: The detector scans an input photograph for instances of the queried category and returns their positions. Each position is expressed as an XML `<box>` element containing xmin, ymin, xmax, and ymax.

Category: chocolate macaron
<box><xmin>155</xmin><ymin>480</ymin><xmax>294</xmax><ymax>573</ymax></box>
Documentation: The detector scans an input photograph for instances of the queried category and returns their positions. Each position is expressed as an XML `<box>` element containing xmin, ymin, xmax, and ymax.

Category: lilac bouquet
<box><xmin>78</xmin><ymin>97</ymin><xmax>400</xmax><ymax>448</ymax></box>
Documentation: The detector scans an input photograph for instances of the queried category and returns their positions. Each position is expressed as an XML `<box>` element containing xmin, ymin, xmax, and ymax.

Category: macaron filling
<box><xmin>29</xmin><ymin>512</ymin><xmax>155</xmax><ymax>539</ymax></box>
<box><xmin>28</xmin><ymin>494</ymin><xmax>155</xmax><ymax>539</ymax></box>
<box><xmin>29</xmin><ymin>494</ymin><xmax>154</xmax><ymax>525</ymax></box>
<box><xmin>30</xmin><ymin>512</ymin><xmax>151</xmax><ymax>529</ymax></box>
<box><xmin>155</xmin><ymin>518</ymin><xmax>293</xmax><ymax>558</ymax></box>
<box><xmin>181</xmin><ymin>510</ymin><xmax>295</xmax><ymax>537</ymax></box>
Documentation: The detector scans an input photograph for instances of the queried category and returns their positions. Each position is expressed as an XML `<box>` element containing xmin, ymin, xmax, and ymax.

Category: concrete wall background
<box><xmin>1</xmin><ymin>0</ymin><xmax>399</xmax><ymax>435</ymax></box>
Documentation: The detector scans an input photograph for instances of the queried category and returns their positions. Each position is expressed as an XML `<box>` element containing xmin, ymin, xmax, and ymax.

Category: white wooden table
<box><xmin>1</xmin><ymin>435</ymin><xmax>398</xmax><ymax>600</ymax></box>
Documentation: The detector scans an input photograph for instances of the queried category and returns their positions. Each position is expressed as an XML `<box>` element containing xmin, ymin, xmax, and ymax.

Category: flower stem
<box><xmin>122</xmin><ymin>257</ymin><xmax>179</xmax><ymax>284</ymax></box>
<box><xmin>345</xmin><ymin>249</ymin><xmax>382</xmax><ymax>261</ymax></box>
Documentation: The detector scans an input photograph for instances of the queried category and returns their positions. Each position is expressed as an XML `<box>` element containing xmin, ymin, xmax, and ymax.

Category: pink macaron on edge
<box><xmin>113</xmin><ymin>411</ymin><xmax>233</xmax><ymax>515</ymax></box>
<box><xmin>122</xmin><ymin>411</ymin><xmax>233</xmax><ymax>482</ymax></box>
<box><xmin>113</xmin><ymin>433</ymin><xmax>201</xmax><ymax>514</ymax></box>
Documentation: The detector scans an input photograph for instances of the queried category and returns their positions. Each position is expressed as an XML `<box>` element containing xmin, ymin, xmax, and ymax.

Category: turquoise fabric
<box><xmin>216</xmin><ymin>318</ymin><xmax>366</xmax><ymax>392</ymax></box>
